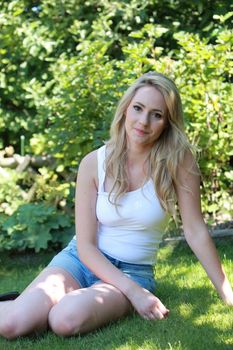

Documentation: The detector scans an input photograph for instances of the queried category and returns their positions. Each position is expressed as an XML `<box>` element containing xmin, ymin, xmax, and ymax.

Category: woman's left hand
<box><xmin>127</xmin><ymin>286</ymin><xmax>169</xmax><ymax>320</ymax></box>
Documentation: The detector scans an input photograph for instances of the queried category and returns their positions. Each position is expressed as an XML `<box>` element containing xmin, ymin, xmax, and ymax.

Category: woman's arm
<box><xmin>175</xmin><ymin>151</ymin><xmax>233</xmax><ymax>306</ymax></box>
<box><xmin>75</xmin><ymin>151</ymin><xmax>134</xmax><ymax>294</ymax></box>
<box><xmin>75</xmin><ymin>151</ymin><xmax>169</xmax><ymax>320</ymax></box>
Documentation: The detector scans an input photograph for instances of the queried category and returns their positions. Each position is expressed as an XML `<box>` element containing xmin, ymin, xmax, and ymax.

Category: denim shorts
<box><xmin>48</xmin><ymin>238</ymin><xmax>156</xmax><ymax>293</ymax></box>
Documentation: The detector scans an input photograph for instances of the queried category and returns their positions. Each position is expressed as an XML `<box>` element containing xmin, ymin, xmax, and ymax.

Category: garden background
<box><xmin>0</xmin><ymin>0</ymin><xmax>232</xmax><ymax>252</ymax></box>
<box><xmin>0</xmin><ymin>1</ymin><xmax>233</xmax><ymax>349</ymax></box>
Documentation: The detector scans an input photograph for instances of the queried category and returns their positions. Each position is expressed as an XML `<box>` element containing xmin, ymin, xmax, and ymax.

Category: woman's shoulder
<box><xmin>78</xmin><ymin>145</ymin><xmax>106</xmax><ymax>176</ymax></box>
<box><xmin>176</xmin><ymin>149</ymin><xmax>200</xmax><ymax>190</ymax></box>
<box><xmin>79</xmin><ymin>149</ymin><xmax>98</xmax><ymax>169</ymax></box>
<box><xmin>177</xmin><ymin>150</ymin><xmax>199</xmax><ymax>175</ymax></box>
<box><xmin>77</xmin><ymin>149</ymin><xmax>99</xmax><ymax>189</ymax></box>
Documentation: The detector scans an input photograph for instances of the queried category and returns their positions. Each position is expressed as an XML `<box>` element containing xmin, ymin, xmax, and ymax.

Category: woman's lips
<box><xmin>134</xmin><ymin>128</ymin><xmax>149</xmax><ymax>136</ymax></box>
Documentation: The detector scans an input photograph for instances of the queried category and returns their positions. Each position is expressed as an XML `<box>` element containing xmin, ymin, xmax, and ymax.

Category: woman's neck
<box><xmin>126</xmin><ymin>144</ymin><xmax>151</xmax><ymax>166</ymax></box>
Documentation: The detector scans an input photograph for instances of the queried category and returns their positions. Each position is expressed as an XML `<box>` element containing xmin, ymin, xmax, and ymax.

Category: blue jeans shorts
<box><xmin>48</xmin><ymin>238</ymin><xmax>156</xmax><ymax>293</ymax></box>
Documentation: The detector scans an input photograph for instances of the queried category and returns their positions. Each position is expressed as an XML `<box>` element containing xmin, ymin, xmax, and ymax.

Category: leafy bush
<box><xmin>1</xmin><ymin>203</ymin><xmax>74</xmax><ymax>252</ymax></box>
<box><xmin>0</xmin><ymin>164</ymin><xmax>75</xmax><ymax>214</ymax></box>
<box><xmin>43</xmin><ymin>22</ymin><xmax>233</xmax><ymax>222</ymax></box>
<box><xmin>0</xmin><ymin>1</ymin><xmax>232</xmax><ymax>252</ymax></box>
<box><xmin>0</xmin><ymin>168</ymin><xmax>27</xmax><ymax>216</ymax></box>
<box><xmin>0</xmin><ymin>165</ymin><xmax>75</xmax><ymax>252</ymax></box>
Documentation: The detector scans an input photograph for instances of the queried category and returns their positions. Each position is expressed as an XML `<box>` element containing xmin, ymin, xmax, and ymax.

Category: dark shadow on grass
<box><xmin>0</xmin><ymin>250</ymin><xmax>54</xmax><ymax>293</ymax></box>
<box><xmin>0</xmin><ymin>250</ymin><xmax>55</xmax><ymax>269</ymax></box>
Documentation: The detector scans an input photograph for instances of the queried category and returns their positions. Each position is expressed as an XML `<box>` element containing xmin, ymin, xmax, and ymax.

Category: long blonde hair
<box><xmin>105</xmin><ymin>72</ymin><xmax>195</xmax><ymax>218</ymax></box>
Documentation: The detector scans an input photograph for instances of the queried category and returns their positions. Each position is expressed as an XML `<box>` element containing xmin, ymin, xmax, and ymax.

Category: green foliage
<box><xmin>0</xmin><ymin>166</ymin><xmax>75</xmax><ymax>216</ymax></box>
<box><xmin>0</xmin><ymin>166</ymin><xmax>75</xmax><ymax>252</ymax></box>
<box><xmin>0</xmin><ymin>168</ymin><xmax>26</xmax><ymax>215</ymax></box>
<box><xmin>0</xmin><ymin>1</ymin><xmax>232</xmax><ymax>251</ymax></box>
<box><xmin>173</xmin><ymin>30</ymin><xmax>233</xmax><ymax>220</ymax></box>
<box><xmin>43</xmin><ymin>45</ymin><xmax>119</xmax><ymax>168</ymax></box>
<box><xmin>1</xmin><ymin>0</ymin><xmax>232</xmax><ymax>150</ymax></box>
<box><xmin>1</xmin><ymin>203</ymin><xmax>74</xmax><ymax>252</ymax></box>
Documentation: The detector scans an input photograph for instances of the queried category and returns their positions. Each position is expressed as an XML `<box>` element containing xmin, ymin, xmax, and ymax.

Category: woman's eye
<box><xmin>133</xmin><ymin>105</ymin><xmax>141</xmax><ymax>111</ymax></box>
<box><xmin>152</xmin><ymin>112</ymin><xmax>162</xmax><ymax>119</ymax></box>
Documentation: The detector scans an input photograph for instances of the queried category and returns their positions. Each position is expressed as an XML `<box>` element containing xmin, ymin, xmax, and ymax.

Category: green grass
<box><xmin>0</xmin><ymin>238</ymin><xmax>233</xmax><ymax>350</ymax></box>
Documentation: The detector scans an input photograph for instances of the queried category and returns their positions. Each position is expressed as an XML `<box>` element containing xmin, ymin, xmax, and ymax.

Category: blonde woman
<box><xmin>0</xmin><ymin>72</ymin><xmax>232</xmax><ymax>339</ymax></box>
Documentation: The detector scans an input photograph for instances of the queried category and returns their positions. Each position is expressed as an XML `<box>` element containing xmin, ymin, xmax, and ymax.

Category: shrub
<box><xmin>1</xmin><ymin>203</ymin><xmax>74</xmax><ymax>252</ymax></box>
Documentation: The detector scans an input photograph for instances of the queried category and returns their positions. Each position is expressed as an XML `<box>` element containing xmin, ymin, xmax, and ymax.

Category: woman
<box><xmin>0</xmin><ymin>72</ymin><xmax>232</xmax><ymax>339</ymax></box>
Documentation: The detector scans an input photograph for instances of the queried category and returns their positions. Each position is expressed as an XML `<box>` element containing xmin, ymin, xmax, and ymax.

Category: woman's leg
<box><xmin>0</xmin><ymin>301</ymin><xmax>11</xmax><ymax>313</ymax></box>
<box><xmin>0</xmin><ymin>267</ymin><xmax>80</xmax><ymax>339</ymax></box>
<box><xmin>49</xmin><ymin>282</ymin><xmax>133</xmax><ymax>337</ymax></box>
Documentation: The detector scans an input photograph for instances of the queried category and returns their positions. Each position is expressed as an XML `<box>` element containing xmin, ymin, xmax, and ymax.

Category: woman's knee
<box><xmin>48</xmin><ymin>304</ymin><xmax>88</xmax><ymax>337</ymax></box>
<box><xmin>0</xmin><ymin>298</ymin><xmax>49</xmax><ymax>339</ymax></box>
<box><xmin>0</xmin><ymin>308</ymin><xmax>25</xmax><ymax>340</ymax></box>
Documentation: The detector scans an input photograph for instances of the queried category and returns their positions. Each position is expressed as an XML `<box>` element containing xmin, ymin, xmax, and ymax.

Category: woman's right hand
<box><xmin>127</xmin><ymin>286</ymin><xmax>169</xmax><ymax>320</ymax></box>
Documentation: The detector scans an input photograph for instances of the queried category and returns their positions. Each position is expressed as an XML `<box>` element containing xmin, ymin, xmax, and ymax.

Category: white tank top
<box><xmin>96</xmin><ymin>145</ymin><xmax>169</xmax><ymax>265</ymax></box>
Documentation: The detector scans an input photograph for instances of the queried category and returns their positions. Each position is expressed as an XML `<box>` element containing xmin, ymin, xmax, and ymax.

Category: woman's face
<box><xmin>124</xmin><ymin>86</ymin><xmax>168</xmax><ymax>150</ymax></box>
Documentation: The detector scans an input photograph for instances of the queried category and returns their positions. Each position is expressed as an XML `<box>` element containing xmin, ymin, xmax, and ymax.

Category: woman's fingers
<box><xmin>143</xmin><ymin>305</ymin><xmax>170</xmax><ymax>321</ymax></box>
<box><xmin>151</xmin><ymin>310</ymin><xmax>164</xmax><ymax>320</ymax></box>
<box><xmin>163</xmin><ymin>309</ymin><xmax>170</xmax><ymax>318</ymax></box>
<box><xmin>143</xmin><ymin>309</ymin><xmax>164</xmax><ymax>320</ymax></box>
<box><xmin>129</xmin><ymin>287</ymin><xmax>169</xmax><ymax>321</ymax></box>
<box><xmin>142</xmin><ymin>299</ymin><xmax>170</xmax><ymax>321</ymax></box>
<box><xmin>157</xmin><ymin>299</ymin><xmax>170</xmax><ymax>317</ymax></box>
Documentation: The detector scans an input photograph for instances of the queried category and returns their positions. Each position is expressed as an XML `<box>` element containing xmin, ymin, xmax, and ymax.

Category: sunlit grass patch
<box><xmin>0</xmin><ymin>238</ymin><xmax>233</xmax><ymax>350</ymax></box>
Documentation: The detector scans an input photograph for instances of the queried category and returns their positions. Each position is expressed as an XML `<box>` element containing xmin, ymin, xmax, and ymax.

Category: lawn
<box><xmin>0</xmin><ymin>238</ymin><xmax>232</xmax><ymax>350</ymax></box>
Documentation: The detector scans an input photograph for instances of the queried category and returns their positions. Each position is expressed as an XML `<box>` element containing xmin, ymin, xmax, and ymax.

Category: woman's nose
<box><xmin>139</xmin><ymin>112</ymin><xmax>149</xmax><ymax>125</ymax></box>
